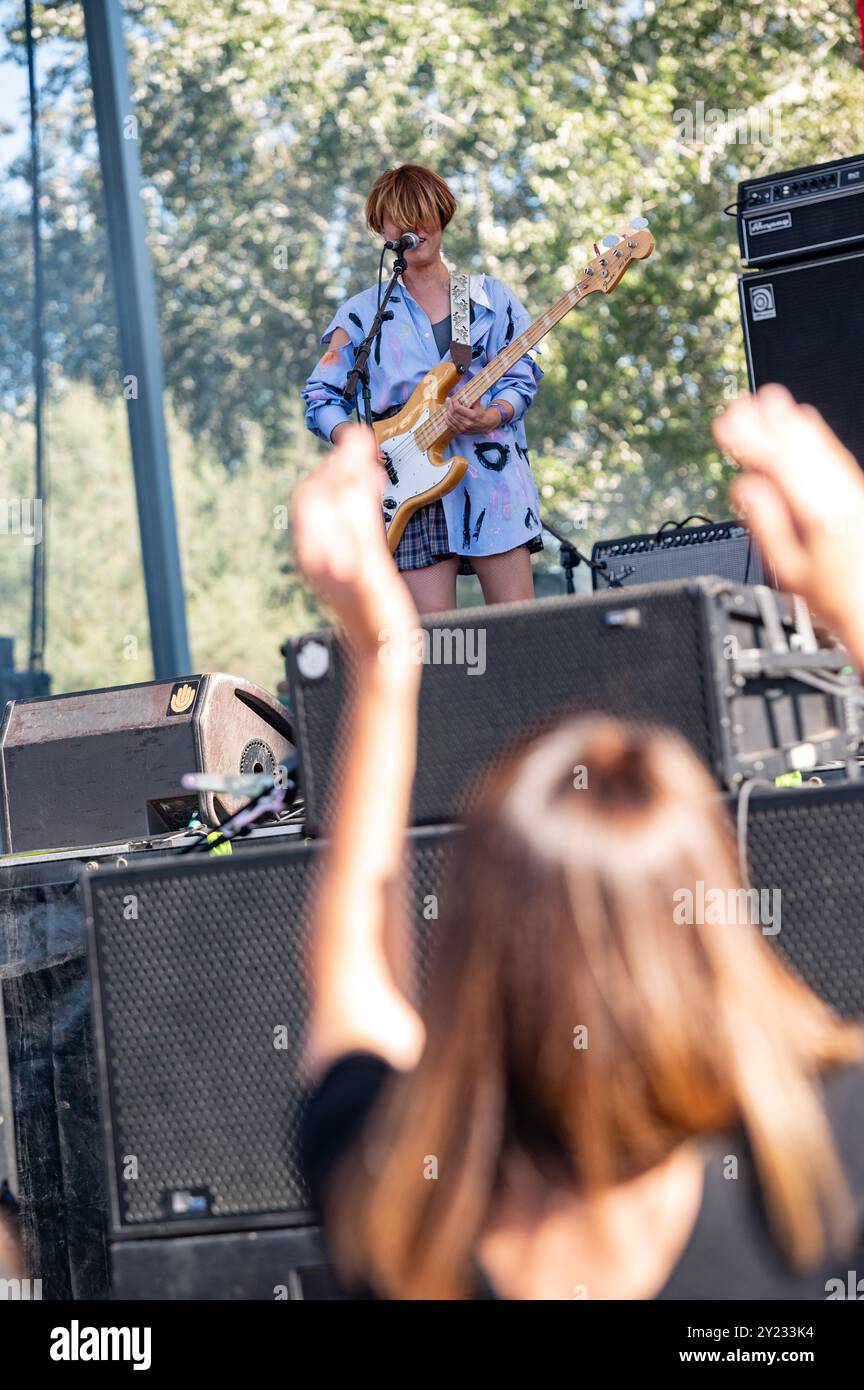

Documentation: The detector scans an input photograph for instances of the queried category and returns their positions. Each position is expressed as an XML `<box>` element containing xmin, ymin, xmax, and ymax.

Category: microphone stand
<box><xmin>343</xmin><ymin>249</ymin><xmax>408</xmax><ymax>426</ymax></box>
<box><xmin>177</xmin><ymin>756</ymin><xmax>300</xmax><ymax>855</ymax></box>
<box><xmin>541</xmin><ymin>516</ymin><xmax>621</xmax><ymax>593</ymax></box>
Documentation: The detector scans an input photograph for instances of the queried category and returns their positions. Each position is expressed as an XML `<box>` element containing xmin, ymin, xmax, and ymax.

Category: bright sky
<box><xmin>0</xmin><ymin>2</ymin><xmax>73</xmax><ymax>202</ymax></box>
<box><xmin>0</xmin><ymin>4</ymin><xmax>29</xmax><ymax>175</ymax></box>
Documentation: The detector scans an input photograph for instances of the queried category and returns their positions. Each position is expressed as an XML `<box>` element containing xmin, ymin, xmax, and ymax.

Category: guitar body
<box><xmin>373</xmin><ymin>361</ymin><xmax>469</xmax><ymax>553</ymax></box>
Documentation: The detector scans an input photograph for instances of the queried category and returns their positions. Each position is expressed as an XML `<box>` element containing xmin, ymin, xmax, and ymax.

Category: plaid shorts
<box><xmin>394</xmin><ymin>500</ymin><xmax>543</xmax><ymax>575</ymax></box>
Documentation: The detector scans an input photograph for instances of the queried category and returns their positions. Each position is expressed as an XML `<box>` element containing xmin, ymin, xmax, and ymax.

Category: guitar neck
<box><xmin>412</xmin><ymin>227</ymin><xmax>653</xmax><ymax>449</ymax></box>
<box><xmin>456</xmin><ymin>279</ymin><xmax>591</xmax><ymax>407</ymax></box>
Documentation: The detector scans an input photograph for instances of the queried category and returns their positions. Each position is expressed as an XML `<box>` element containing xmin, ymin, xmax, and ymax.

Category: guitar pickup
<box><xmin>381</xmin><ymin>452</ymin><xmax>399</xmax><ymax>485</ymax></box>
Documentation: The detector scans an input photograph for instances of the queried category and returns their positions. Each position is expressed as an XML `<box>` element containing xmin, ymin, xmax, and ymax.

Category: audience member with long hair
<box><xmin>293</xmin><ymin>386</ymin><xmax>864</xmax><ymax>1300</ymax></box>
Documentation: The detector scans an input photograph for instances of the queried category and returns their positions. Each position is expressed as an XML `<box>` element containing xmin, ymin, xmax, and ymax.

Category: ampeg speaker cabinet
<box><xmin>737</xmin><ymin>154</ymin><xmax>864</xmax><ymax>268</ymax></box>
<box><xmin>83</xmin><ymin>829</ymin><xmax>460</xmax><ymax>1239</ymax></box>
<box><xmin>284</xmin><ymin>580</ymin><xmax>861</xmax><ymax>835</ymax></box>
<box><xmin>591</xmin><ymin>520</ymin><xmax>770</xmax><ymax>592</ymax></box>
<box><xmin>739</xmin><ymin>248</ymin><xmax>864</xmax><ymax>467</ymax></box>
<box><xmin>732</xmin><ymin>778</ymin><xmax>864</xmax><ymax>1019</ymax></box>
<box><xmin>0</xmin><ymin>673</ymin><xmax>294</xmax><ymax>855</ymax></box>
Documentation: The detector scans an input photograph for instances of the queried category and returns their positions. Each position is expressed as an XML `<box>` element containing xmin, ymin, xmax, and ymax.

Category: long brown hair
<box><xmin>328</xmin><ymin>717</ymin><xmax>863</xmax><ymax>1298</ymax></box>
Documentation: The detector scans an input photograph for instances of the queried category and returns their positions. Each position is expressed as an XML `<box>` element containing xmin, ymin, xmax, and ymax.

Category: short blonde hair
<box><xmin>365</xmin><ymin>164</ymin><xmax>457</xmax><ymax>236</ymax></box>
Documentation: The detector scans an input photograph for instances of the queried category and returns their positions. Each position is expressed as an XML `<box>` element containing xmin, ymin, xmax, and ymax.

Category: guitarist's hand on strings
<box><xmin>443</xmin><ymin>394</ymin><xmax>510</xmax><ymax>435</ymax></box>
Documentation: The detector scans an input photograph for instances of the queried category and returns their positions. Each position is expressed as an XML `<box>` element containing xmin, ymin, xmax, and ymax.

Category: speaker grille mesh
<box><xmin>290</xmin><ymin>584</ymin><xmax>717</xmax><ymax>836</ymax></box>
<box><xmin>88</xmin><ymin>831</ymin><xmax>459</xmax><ymax>1233</ymax></box>
<box><xmin>743</xmin><ymin>784</ymin><xmax>864</xmax><ymax>1020</ymax></box>
<box><xmin>741</xmin><ymin>251</ymin><xmax>864</xmax><ymax>465</ymax></box>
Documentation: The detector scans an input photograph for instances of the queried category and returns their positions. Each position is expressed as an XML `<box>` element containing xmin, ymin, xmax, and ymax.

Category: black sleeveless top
<box><xmin>300</xmin><ymin>1051</ymin><xmax>864</xmax><ymax>1300</ymax></box>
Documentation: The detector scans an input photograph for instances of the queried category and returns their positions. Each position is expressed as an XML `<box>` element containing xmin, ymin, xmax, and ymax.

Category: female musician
<box><xmin>301</xmin><ymin>163</ymin><xmax>544</xmax><ymax>613</ymax></box>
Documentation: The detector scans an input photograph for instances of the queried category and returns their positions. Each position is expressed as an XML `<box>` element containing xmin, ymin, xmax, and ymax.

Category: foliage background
<box><xmin>1</xmin><ymin>0</ymin><xmax>861</xmax><ymax>694</ymax></box>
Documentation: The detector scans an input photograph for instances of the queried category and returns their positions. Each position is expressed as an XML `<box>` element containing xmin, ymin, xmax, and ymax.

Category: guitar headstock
<box><xmin>579</xmin><ymin>218</ymin><xmax>655</xmax><ymax>296</ymax></box>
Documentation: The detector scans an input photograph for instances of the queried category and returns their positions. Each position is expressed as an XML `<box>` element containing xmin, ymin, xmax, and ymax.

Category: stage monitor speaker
<box><xmin>591</xmin><ymin>519</ymin><xmax>770</xmax><ymax>592</ymax></box>
<box><xmin>739</xmin><ymin>248</ymin><xmax>864</xmax><ymax>468</ymax></box>
<box><xmin>84</xmin><ymin>829</ymin><xmax>459</xmax><ymax>1239</ymax></box>
<box><xmin>285</xmin><ymin>580</ymin><xmax>860</xmax><ymax>835</ymax></box>
<box><xmin>0</xmin><ymin>673</ymin><xmax>294</xmax><ymax>855</ymax></box>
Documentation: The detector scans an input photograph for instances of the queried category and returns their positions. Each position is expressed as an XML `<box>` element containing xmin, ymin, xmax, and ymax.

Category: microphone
<box><xmin>182</xmin><ymin>760</ymin><xmax>296</xmax><ymax>798</ymax></box>
<box><xmin>182</xmin><ymin>770</ymin><xmax>274</xmax><ymax>797</ymax></box>
<box><xmin>383</xmin><ymin>232</ymin><xmax>422</xmax><ymax>252</ymax></box>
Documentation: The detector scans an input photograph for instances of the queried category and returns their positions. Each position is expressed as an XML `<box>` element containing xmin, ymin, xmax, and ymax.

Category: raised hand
<box><xmin>293</xmin><ymin>424</ymin><xmax>419</xmax><ymax>656</ymax></box>
<box><xmin>713</xmin><ymin>384</ymin><xmax>864</xmax><ymax>659</ymax></box>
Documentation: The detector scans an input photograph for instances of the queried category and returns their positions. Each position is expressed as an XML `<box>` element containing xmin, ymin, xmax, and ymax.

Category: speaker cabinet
<box><xmin>0</xmin><ymin>674</ymin><xmax>294</xmax><ymax>855</ymax></box>
<box><xmin>84</xmin><ymin>830</ymin><xmax>459</xmax><ymax>1239</ymax></box>
<box><xmin>739</xmin><ymin>249</ymin><xmax>864</xmax><ymax>467</ymax></box>
<box><xmin>285</xmin><ymin>580</ymin><xmax>858</xmax><ymax>834</ymax></box>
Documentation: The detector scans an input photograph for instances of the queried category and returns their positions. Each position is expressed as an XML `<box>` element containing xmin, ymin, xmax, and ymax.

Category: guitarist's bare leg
<box><xmin>401</xmin><ymin>557</ymin><xmax>459</xmax><ymax>615</ymax></box>
<box><xmin>472</xmin><ymin>545</ymin><xmax>534</xmax><ymax>605</ymax></box>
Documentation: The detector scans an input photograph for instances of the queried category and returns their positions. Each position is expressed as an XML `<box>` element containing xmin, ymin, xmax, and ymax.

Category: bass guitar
<box><xmin>375</xmin><ymin>221</ymin><xmax>655</xmax><ymax>551</ymax></box>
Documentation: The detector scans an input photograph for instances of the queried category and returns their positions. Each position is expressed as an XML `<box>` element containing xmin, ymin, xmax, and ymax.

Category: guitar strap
<box><xmin>449</xmin><ymin>272</ymin><xmax>472</xmax><ymax>373</ymax></box>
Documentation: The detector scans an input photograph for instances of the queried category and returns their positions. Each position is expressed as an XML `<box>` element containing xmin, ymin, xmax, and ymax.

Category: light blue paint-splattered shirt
<box><xmin>301</xmin><ymin>273</ymin><xmax>544</xmax><ymax>558</ymax></box>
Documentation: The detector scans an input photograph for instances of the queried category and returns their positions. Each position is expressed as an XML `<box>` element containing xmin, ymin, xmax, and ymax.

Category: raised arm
<box><xmin>293</xmin><ymin>425</ymin><xmax>426</xmax><ymax>1080</ymax></box>
<box><xmin>713</xmin><ymin>383</ymin><xmax>864</xmax><ymax>668</ymax></box>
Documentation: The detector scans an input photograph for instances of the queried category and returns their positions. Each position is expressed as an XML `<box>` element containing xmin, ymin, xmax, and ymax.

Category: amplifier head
<box><xmin>590</xmin><ymin>519</ymin><xmax>769</xmax><ymax>592</ymax></box>
<box><xmin>737</xmin><ymin>153</ymin><xmax>864</xmax><ymax>267</ymax></box>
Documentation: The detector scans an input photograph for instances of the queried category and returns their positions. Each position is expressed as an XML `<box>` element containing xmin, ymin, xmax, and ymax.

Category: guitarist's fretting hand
<box><xmin>443</xmin><ymin>394</ymin><xmax>512</xmax><ymax>435</ymax></box>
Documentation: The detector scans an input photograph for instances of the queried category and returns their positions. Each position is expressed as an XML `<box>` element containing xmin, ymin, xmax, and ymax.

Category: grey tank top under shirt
<box><xmin>431</xmin><ymin>315</ymin><xmax>452</xmax><ymax>359</ymax></box>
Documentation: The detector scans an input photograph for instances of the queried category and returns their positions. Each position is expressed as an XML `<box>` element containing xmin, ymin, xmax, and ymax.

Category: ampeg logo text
<box><xmin>749</xmin><ymin>284</ymin><xmax>776</xmax><ymax>321</ymax></box>
<box><xmin>749</xmin><ymin>212</ymin><xmax>792</xmax><ymax>235</ymax></box>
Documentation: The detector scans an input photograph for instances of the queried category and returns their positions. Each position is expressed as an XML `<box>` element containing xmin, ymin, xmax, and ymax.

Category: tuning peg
<box><xmin>631</xmin><ymin>216</ymin><xmax>649</xmax><ymax>229</ymax></box>
<box><xmin>601</xmin><ymin>233</ymin><xmax>620</xmax><ymax>248</ymax></box>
